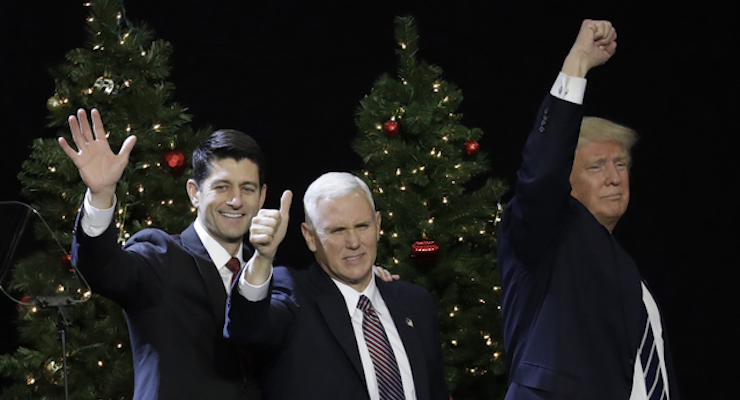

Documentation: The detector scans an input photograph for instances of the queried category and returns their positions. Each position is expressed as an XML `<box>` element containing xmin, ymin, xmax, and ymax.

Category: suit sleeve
<box><xmin>501</xmin><ymin>94</ymin><xmax>584</xmax><ymax>264</ymax></box>
<box><xmin>224</xmin><ymin>266</ymin><xmax>297</xmax><ymax>350</ymax></box>
<box><xmin>71</xmin><ymin>210</ymin><xmax>172</xmax><ymax>310</ymax></box>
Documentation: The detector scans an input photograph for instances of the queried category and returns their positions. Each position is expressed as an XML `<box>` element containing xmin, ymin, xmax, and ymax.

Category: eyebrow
<box><xmin>210</xmin><ymin>179</ymin><xmax>259</xmax><ymax>187</ymax></box>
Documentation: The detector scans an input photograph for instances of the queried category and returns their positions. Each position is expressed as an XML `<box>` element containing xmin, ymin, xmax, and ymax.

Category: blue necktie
<box><xmin>357</xmin><ymin>295</ymin><xmax>405</xmax><ymax>400</ymax></box>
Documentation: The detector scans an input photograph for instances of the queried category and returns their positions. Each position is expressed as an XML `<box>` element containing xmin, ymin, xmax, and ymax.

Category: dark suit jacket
<box><xmin>72</xmin><ymin>217</ymin><xmax>260</xmax><ymax>400</ymax></box>
<box><xmin>224</xmin><ymin>263</ymin><xmax>448</xmax><ymax>400</ymax></box>
<box><xmin>497</xmin><ymin>95</ymin><xmax>680</xmax><ymax>399</ymax></box>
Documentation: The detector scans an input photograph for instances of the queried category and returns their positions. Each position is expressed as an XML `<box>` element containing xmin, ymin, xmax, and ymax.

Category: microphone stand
<box><xmin>36</xmin><ymin>296</ymin><xmax>74</xmax><ymax>400</ymax></box>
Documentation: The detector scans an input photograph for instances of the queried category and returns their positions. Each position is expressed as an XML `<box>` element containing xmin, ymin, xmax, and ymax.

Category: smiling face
<box><xmin>569</xmin><ymin>140</ymin><xmax>630</xmax><ymax>231</ymax></box>
<box><xmin>187</xmin><ymin>157</ymin><xmax>266</xmax><ymax>255</ymax></box>
<box><xmin>301</xmin><ymin>189</ymin><xmax>381</xmax><ymax>292</ymax></box>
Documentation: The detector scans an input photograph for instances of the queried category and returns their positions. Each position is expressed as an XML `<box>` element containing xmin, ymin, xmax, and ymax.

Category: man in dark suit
<box><xmin>497</xmin><ymin>20</ymin><xmax>679</xmax><ymax>399</ymax></box>
<box><xmin>224</xmin><ymin>172</ymin><xmax>448</xmax><ymax>400</ymax></box>
<box><xmin>61</xmin><ymin>109</ymin><xmax>269</xmax><ymax>399</ymax></box>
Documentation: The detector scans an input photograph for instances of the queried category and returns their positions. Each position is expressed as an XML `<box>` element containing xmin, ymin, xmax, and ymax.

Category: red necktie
<box><xmin>225</xmin><ymin>257</ymin><xmax>241</xmax><ymax>284</ymax></box>
<box><xmin>357</xmin><ymin>295</ymin><xmax>405</xmax><ymax>400</ymax></box>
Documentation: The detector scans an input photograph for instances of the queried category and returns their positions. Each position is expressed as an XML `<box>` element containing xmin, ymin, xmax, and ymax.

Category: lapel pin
<box><xmin>406</xmin><ymin>317</ymin><xmax>414</xmax><ymax>327</ymax></box>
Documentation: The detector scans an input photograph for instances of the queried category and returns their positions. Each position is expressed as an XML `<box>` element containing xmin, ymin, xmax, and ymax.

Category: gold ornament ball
<box><xmin>46</xmin><ymin>96</ymin><xmax>63</xmax><ymax>111</ymax></box>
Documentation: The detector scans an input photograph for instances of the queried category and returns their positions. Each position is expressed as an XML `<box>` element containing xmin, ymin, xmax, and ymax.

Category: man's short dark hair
<box><xmin>191</xmin><ymin>129</ymin><xmax>266</xmax><ymax>187</ymax></box>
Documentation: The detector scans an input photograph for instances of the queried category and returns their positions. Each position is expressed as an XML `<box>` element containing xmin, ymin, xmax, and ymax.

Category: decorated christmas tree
<box><xmin>0</xmin><ymin>0</ymin><xmax>209</xmax><ymax>398</ymax></box>
<box><xmin>353</xmin><ymin>16</ymin><xmax>508</xmax><ymax>399</ymax></box>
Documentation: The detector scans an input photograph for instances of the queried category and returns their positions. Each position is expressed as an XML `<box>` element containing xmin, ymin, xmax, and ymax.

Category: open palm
<box><xmin>58</xmin><ymin>108</ymin><xmax>137</xmax><ymax>205</ymax></box>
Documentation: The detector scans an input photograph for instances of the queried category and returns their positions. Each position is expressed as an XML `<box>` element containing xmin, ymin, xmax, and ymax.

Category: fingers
<box><xmin>279</xmin><ymin>190</ymin><xmax>293</xmax><ymax>222</ymax></box>
<box><xmin>57</xmin><ymin>137</ymin><xmax>78</xmax><ymax>159</ymax></box>
<box><xmin>250</xmin><ymin>209</ymin><xmax>281</xmax><ymax>244</ymax></box>
<box><xmin>119</xmin><ymin>135</ymin><xmax>138</xmax><ymax>158</ymax></box>
<box><xmin>76</xmin><ymin>108</ymin><xmax>94</xmax><ymax>143</ymax></box>
<box><xmin>91</xmin><ymin>108</ymin><xmax>105</xmax><ymax>142</ymax></box>
<box><xmin>372</xmin><ymin>265</ymin><xmax>400</xmax><ymax>282</ymax></box>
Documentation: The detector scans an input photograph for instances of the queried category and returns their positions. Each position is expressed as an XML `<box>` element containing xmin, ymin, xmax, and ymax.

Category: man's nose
<box><xmin>226</xmin><ymin>189</ymin><xmax>243</xmax><ymax>207</ymax></box>
<box><xmin>346</xmin><ymin>230</ymin><xmax>361</xmax><ymax>249</ymax></box>
<box><xmin>604</xmin><ymin>163</ymin><xmax>622</xmax><ymax>185</ymax></box>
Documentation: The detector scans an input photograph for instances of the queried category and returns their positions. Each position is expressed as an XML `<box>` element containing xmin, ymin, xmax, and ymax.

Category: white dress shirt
<box><xmin>334</xmin><ymin>277</ymin><xmax>417</xmax><ymax>400</ymax></box>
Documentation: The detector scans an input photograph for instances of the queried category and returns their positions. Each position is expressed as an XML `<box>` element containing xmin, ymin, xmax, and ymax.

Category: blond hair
<box><xmin>578</xmin><ymin>117</ymin><xmax>638</xmax><ymax>163</ymax></box>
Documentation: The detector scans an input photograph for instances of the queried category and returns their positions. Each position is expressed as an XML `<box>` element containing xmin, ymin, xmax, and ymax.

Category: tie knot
<box><xmin>225</xmin><ymin>257</ymin><xmax>241</xmax><ymax>274</ymax></box>
<box><xmin>357</xmin><ymin>295</ymin><xmax>373</xmax><ymax>313</ymax></box>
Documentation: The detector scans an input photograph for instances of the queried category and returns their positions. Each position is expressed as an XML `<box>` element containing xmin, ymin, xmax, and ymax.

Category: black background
<box><xmin>1</xmin><ymin>1</ymin><xmax>736</xmax><ymax>398</ymax></box>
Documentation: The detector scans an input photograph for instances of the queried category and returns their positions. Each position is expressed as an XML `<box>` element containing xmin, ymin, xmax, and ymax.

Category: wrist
<box><xmin>88</xmin><ymin>187</ymin><xmax>116</xmax><ymax>210</ymax></box>
<box><xmin>561</xmin><ymin>48</ymin><xmax>591</xmax><ymax>78</ymax></box>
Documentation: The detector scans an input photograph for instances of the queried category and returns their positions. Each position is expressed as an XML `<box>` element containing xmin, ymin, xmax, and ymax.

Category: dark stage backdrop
<box><xmin>1</xmin><ymin>1</ymin><xmax>736</xmax><ymax>398</ymax></box>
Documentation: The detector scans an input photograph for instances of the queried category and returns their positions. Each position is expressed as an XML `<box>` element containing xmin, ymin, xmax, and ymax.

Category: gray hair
<box><xmin>579</xmin><ymin>117</ymin><xmax>638</xmax><ymax>163</ymax></box>
<box><xmin>303</xmin><ymin>172</ymin><xmax>376</xmax><ymax>229</ymax></box>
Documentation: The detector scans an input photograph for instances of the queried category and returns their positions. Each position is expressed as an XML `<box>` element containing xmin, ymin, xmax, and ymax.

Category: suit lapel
<box><xmin>377</xmin><ymin>279</ymin><xmax>429</xmax><ymax>400</ymax></box>
<box><xmin>180</xmin><ymin>224</ymin><xmax>229</xmax><ymax>323</ymax></box>
<box><xmin>309</xmin><ymin>265</ymin><xmax>366</xmax><ymax>383</ymax></box>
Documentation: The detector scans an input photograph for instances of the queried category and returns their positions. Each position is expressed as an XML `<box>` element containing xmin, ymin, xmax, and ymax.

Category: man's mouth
<box><xmin>220</xmin><ymin>212</ymin><xmax>244</xmax><ymax>218</ymax></box>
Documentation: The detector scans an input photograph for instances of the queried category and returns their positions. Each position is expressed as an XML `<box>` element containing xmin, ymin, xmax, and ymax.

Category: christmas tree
<box><xmin>353</xmin><ymin>16</ymin><xmax>508</xmax><ymax>399</ymax></box>
<box><xmin>0</xmin><ymin>0</ymin><xmax>209</xmax><ymax>398</ymax></box>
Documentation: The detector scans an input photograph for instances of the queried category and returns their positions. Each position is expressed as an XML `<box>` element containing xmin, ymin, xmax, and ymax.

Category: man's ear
<box><xmin>186</xmin><ymin>179</ymin><xmax>200</xmax><ymax>207</ymax></box>
<box><xmin>258</xmin><ymin>183</ymin><xmax>267</xmax><ymax>209</ymax></box>
<box><xmin>301</xmin><ymin>222</ymin><xmax>317</xmax><ymax>252</ymax></box>
<box><xmin>375</xmin><ymin>211</ymin><xmax>382</xmax><ymax>241</ymax></box>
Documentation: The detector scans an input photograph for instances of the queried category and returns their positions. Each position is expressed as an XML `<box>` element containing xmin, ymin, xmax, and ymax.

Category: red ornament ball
<box><xmin>383</xmin><ymin>120</ymin><xmax>399</xmax><ymax>136</ymax></box>
<box><xmin>464</xmin><ymin>140</ymin><xmax>480</xmax><ymax>156</ymax></box>
<box><xmin>62</xmin><ymin>253</ymin><xmax>73</xmax><ymax>273</ymax></box>
<box><xmin>162</xmin><ymin>149</ymin><xmax>187</xmax><ymax>176</ymax></box>
<box><xmin>411</xmin><ymin>239</ymin><xmax>439</xmax><ymax>263</ymax></box>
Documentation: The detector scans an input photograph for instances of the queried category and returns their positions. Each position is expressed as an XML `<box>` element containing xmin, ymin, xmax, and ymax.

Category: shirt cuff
<box><xmin>549</xmin><ymin>71</ymin><xmax>587</xmax><ymax>105</ymax></box>
<box><xmin>81</xmin><ymin>189</ymin><xmax>116</xmax><ymax>237</ymax></box>
<box><xmin>237</xmin><ymin>258</ymin><xmax>273</xmax><ymax>302</ymax></box>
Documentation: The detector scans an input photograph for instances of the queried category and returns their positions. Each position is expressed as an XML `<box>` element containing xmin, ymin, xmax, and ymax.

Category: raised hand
<box><xmin>58</xmin><ymin>108</ymin><xmax>137</xmax><ymax>208</ymax></box>
<box><xmin>562</xmin><ymin>19</ymin><xmax>618</xmax><ymax>78</ymax></box>
<box><xmin>245</xmin><ymin>190</ymin><xmax>293</xmax><ymax>284</ymax></box>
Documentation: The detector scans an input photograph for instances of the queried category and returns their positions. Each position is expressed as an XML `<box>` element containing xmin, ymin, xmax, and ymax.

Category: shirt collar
<box><xmin>332</xmin><ymin>275</ymin><xmax>383</xmax><ymax>316</ymax></box>
<box><xmin>193</xmin><ymin>217</ymin><xmax>243</xmax><ymax>269</ymax></box>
